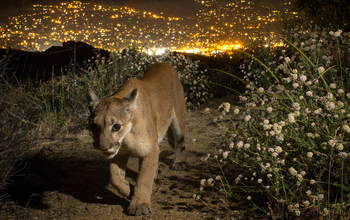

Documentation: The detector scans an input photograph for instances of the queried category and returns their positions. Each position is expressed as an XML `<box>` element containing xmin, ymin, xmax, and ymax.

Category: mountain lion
<box><xmin>86</xmin><ymin>63</ymin><xmax>187</xmax><ymax>215</ymax></box>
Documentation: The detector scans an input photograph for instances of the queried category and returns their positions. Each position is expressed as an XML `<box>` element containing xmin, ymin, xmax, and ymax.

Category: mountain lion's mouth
<box><xmin>103</xmin><ymin>150</ymin><xmax>116</xmax><ymax>156</ymax></box>
<box><xmin>102</xmin><ymin>143</ymin><xmax>121</xmax><ymax>159</ymax></box>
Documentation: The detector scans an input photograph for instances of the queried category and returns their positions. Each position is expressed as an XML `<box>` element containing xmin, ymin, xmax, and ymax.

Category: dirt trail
<box><xmin>1</xmin><ymin>95</ymin><xmax>256</xmax><ymax>220</ymax></box>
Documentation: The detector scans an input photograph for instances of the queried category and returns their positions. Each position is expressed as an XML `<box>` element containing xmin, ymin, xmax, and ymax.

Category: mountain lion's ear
<box><xmin>123</xmin><ymin>88</ymin><xmax>138</xmax><ymax>111</ymax></box>
<box><xmin>86</xmin><ymin>88</ymin><xmax>100</xmax><ymax>112</ymax></box>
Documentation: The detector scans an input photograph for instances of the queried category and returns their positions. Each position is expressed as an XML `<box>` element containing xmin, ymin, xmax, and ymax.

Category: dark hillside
<box><xmin>0</xmin><ymin>41</ymin><xmax>109</xmax><ymax>82</ymax></box>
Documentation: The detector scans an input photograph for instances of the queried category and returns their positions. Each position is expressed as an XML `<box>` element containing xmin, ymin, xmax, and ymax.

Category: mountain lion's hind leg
<box><xmin>109</xmin><ymin>154</ymin><xmax>130</xmax><ymax>198</ymax></box>
<box><xmin>167</xmin><ymin>120</ymin><xmax>187</xmax><ymax>171</ymax></box>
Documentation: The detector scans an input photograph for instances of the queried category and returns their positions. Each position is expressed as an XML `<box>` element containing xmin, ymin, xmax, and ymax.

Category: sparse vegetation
<box><xmin>0</xmin><ymin>53</ymin><xmax>39</xmax><ymax>199</ymax></box>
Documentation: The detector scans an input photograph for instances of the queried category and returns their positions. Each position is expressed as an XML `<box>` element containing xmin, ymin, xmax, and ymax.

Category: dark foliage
<box><xmin>293</xmin><ymin>0</ymin><xmax>350</xmax><ymax>31</ymax></box>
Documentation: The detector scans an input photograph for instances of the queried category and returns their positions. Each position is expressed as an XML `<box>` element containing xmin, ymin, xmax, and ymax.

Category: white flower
<box><xmin>293</xmin><ymin>83</ymin><xmax>299</xmax><ymax>89</ymax></box>
<box><xmin>307</xmin><ymin>152</ymin><xmax>313</xmax><ymax>158</ymax></box>
<box><xmin>257</xmin><ymin>179</ymin><xmax>263</xmax><ymax>183</ymax></box>
<box><xmin>337</xmin><ymin>101</ymin><xmax>344</xmax><ymax>108</ymax></box>
<box><xmin>306</xmin><ymin>190</ymin><xmax>312</xmax><ymax>196</ymax></box>
<box><xmin>310</xmin><ymin>179</ymin><xmax>316</xmax><ymax>185</ymax></box>
<box><xmin>338</xmin><ymin>89</ymin><xmax>344</xmax><ymax>94</ymax></box>
<box><xmin>229</xmin><ymin>142</ymin><xmax>234</xmax><ymax>149</ymax></box>
<box><xmin>244</xmin><ymin>115</ymin><xmax>252</xmax><ymax>121</ymax></box>
<box><xmin>267</xmin><ymin>174</ymin><xmax>272</xmax><ymax>178</ymax></box>
<box><xmin>234</xmin><ymin>108</ymin><xmax>240</xmax><ymax>114</ymax></box>
<box><xmin>240</xmin><ymin>96</ymin><xmax>247</xmax><ymax>102</ymax></box>
<box><xmin>329</xmin><ymin>83</ymin><xmax>337</xmax><ymax>89</ymax></box>
<box><xmin>296</xmin><ymin>174</ymin><xmax>303</xmax><ymax>181</ymax></box>
<box><xmin>339</xmin><ymin>152</ymin><xmax>348</xmax><ymax>158</ymax></box>
<box><xmin>306</xmin><ymin>91</ymin><xmax>313</xmax><ymax>97</ymax></box>
<box><xmin>247</xmin><ymin>196</ymin><xmax>252</xmax><ymax>200</ymax></box>
<box><xmin>317</xmin><ymin>66</ymin><xmax>325</xmax><ymax>74</ymax></box>
<box><xmin>336</xmin><ymin>144</ymin><xmax>344</xmax><ymax>151</ymax></box>
<box><xmin>289</xmin><ymin>167</ymin><xmax>298</xmax><ymax>176</ymax></box>
<box><xmin>300</xmin><ymin>75</ymin><xmax>307</xmax><ymax>82</ymax></box>
<box><xmin>258</xmin><ymin>87</ymin><xmax>264</xmax><ymax>93</ymax></box>
<box><xmin>222</xmin><ymin>151</ymin><xmax>229</xmax><ymax>159</ymax></box>
<box><xmin>204</xmin><ymin>108</ymin><xmax>210</xmax><ymax>112</ymax></box>
<box><xmin>215</xmin><ymin>175</ymin><xmax>222</xmax><ymax>181</ymax></box>
<box><xmin>288</xmin><ymin>204</ymin><xmax>295</xmax><ymax>212</ymax></box>
<box><xmin>218</xmin><ymin>102</ymin><xmax>230</xmax><ymax>113</ymax></box>
<box><xmin>304</xmin><ymin>200</ymin><xmax>310</xmax><ymax>206</ymax></box>
<box><xmin>326</xmin><ymin>101</ymin><xmax>336</xmax><ymax>110</ymax></box>
<box><xmin>266</xmin><ymin>107</ymin><xmax>273</xmax><ymax>113</ymax></box>
<box><xmin>326</xmin><ymin>92</ymin><xmax>333</xmax><ymax>100</ymax></box>
<box><xmin>343</xmin><ymin>125</ymin><xmax>350</xmax><ymax>133</ymax></box>
<box><xmin>275</xmin><ymin>146</ymin><xmax>283</xmax><ymax>153</ymax></box>
<box><xmin>200</xmin><ymin>179</ymin><xmax>206</xmax><ymax>186</ymax></box>
<box><xmin>323</xmin><ymin>208</ymin><xmax>329</xmax><ymax>215</ymax></box>
<box><xmin>235</xmin><ymin>177</ymin><xmax>241</xmax><ymax>184</ymax></box>
<box><xmin>244</xmin><ymin>143</ymin><xmax>250</xmax><ymax>149</ymax></box>
<box><xmin>328</xmin><ymin>139</ymin><xmax>337</xmax><ymax>147</ymax></box>
<box><xmin>207</xmin><ymin>178</ymin><xmax>214</xmax><ymax>185</ymax></box>
<box><xmin>314</xmin><ymin>108</ymin><xmax>322</xmax><ymax>114</ymax></box>
<box><xmin>237</xmin><ymin>141</ymin><xmax>244</xmax><ymax>148</ymax></box>
<box><xmin>318</xmin><ymin>194</ymin><xmax>324</xmax><ymax>200</ymax></box>
<box><xmin>292</xmin><ymin>102</ymin><xmax>300</xmax><ymax>110</ymax></box>
<box><xmin>288</xmin><ymin>113</ymin><xmax>296</xmax><ymax>123</ymax></box>
<box><xmin>285</xmin><ymin>57</ymin><xmax>291</xmax><ymax>63</ymax></box>
<box><xmin>308</xmin><ymin>133</ymin><xmax>315</xmax><ymax>139</ymax></box>
<box><xmin>272</xmin><ymin>152</ymin><xmax>278</xmax><ymax>158</ymax></box>
<box><xmin>334</xmin><ymin>29</ymin><xmax>342</xmax><ymax>37</ymax></box>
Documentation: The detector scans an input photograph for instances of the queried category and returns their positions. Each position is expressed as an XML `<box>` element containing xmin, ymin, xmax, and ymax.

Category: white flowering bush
<box><xmin>77</xmin><ymin>46</ymin><xmax>212</xmax><ymax>109</ymax></box>
<box><xmin>201</xmin><ymin>25</ymin><xmax>350</xmax><ymax>219</ymax></box>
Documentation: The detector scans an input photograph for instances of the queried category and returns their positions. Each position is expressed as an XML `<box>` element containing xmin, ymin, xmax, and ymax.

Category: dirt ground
<box><xmin>0</xmin><ymin>95</ymin><xmax>265</xmax><ymax>220</ymax></box>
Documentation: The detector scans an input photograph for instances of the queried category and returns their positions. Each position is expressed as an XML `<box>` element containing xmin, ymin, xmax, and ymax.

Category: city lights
<box><xmin>0</xmin><ymin>1</ymin><xmax>297</xmax><ymax>54</ymax></box>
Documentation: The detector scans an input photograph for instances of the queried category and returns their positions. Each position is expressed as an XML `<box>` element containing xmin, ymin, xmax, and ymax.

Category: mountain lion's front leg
<box><xmin>109</xmin><ymin>154</ymin><xmax>130</xmax><ymax>197</ymax></box>
<box><xmin>127</xmin><ymin>145</ymin><xmax>159</xmax><ymax>216</ymax></box>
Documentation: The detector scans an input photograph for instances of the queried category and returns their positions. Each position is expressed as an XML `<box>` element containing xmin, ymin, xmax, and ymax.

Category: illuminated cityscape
<box><xmin>0</xmin><ymin>0</ymin><xmax>297</xmax><ymax>55</ymax></box>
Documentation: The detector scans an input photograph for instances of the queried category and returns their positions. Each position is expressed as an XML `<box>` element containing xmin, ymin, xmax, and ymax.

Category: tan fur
<box><xmin>86</xmin><ymin>63</ymin><xmax>187</xmax><ymax>216</ymax></box>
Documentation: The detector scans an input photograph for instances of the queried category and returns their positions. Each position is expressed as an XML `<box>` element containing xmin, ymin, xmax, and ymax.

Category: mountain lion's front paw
<box><xmin>171</xmin><ymin>162</ymin><xmax>187</xmax><ymax>171</ymax></box>
<box><xmin>127</xmin><ymin>203</ymin><xmax>152</xmax><ymax>216</ymax></box>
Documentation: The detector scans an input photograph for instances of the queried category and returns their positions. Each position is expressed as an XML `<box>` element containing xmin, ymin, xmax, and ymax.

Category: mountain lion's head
<box><xmin>86</xmin><ymin>88</ymin><xmax>138</xmax><ymax>159</ymax></box>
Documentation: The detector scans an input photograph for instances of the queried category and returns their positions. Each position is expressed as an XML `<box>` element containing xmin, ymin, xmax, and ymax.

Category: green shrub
<box><xmin>76</xmin><ymin>46</ymin><xmax>212</xmax><ymax>109</ymax></box>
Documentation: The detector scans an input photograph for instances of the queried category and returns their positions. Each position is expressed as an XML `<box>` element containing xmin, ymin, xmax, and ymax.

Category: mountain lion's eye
<box><xmin>112</xmin><ymin>124</ymin><xmax>121</xmax><ymax>131</ymax></box>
